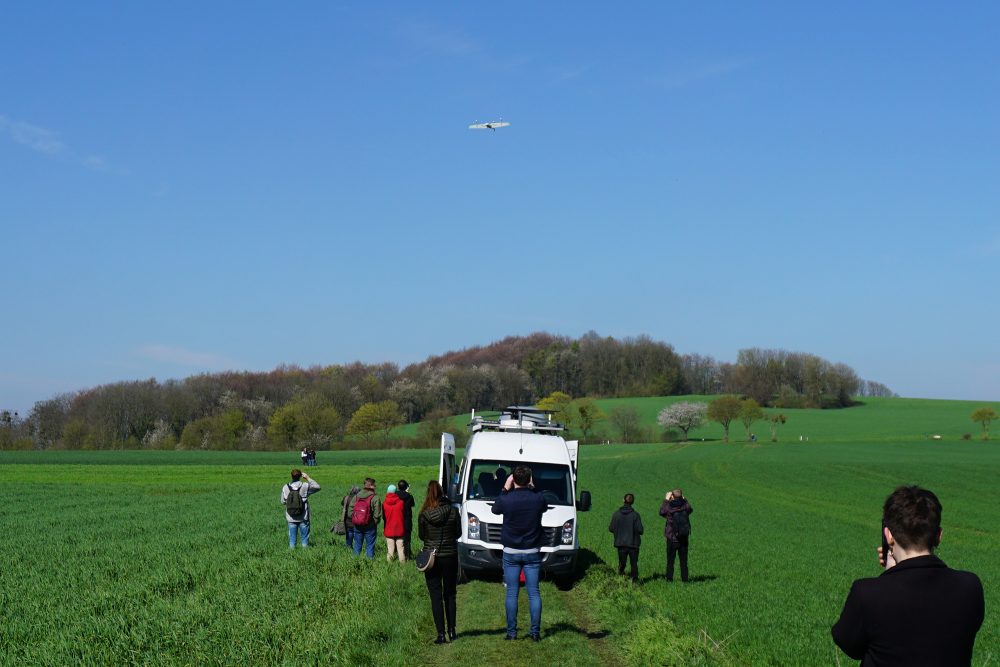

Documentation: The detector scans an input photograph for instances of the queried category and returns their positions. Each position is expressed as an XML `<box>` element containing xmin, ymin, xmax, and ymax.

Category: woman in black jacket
<box><xmin>418</xmin><ymin>480</ymin><xmax>461</xmax><ymax>644</ymax></box>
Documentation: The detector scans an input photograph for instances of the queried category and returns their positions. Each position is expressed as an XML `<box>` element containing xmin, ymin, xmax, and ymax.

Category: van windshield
<box><xmin>466</xmin><ymin>460</ymin><xmax>573</xmax><ymax>506</ymax></box>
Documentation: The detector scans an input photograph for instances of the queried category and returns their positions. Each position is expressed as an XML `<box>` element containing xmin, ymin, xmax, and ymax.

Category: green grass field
<box><xmin>1</xmin><ymin>397</ymin><xmax>997</xmax><ymax>665</ymax></box>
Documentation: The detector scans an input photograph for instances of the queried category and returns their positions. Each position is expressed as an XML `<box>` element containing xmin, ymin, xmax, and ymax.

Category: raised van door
<box><xmin>439</xmin><ymin>432</ymin><xmax>457</xmax><ymax>498</ymax></box>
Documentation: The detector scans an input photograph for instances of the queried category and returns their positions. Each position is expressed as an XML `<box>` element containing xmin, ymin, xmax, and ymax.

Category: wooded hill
<box><xmin>4</xmin><ymin>331</ymin><xmax>893</xmax><ymax>450</ymax></box>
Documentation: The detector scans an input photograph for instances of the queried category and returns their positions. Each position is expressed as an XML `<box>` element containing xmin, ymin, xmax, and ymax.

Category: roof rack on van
<box><xmin>468</xmin><ymin>406</ymin><xmax>565</xmax><ymax>434</ymax></box>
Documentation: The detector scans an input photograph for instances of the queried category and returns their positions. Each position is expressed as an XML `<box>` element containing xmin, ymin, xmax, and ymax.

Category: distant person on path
<box><xmin>281</xmin><ymin>469</ymin><xmax>321</xmax><ymax>548</ymax></box>
<box><xmin>349</xmin><ymin>477</ymin><xmax>382</xmax><ymax>558</ymax></box>
<box><xmin>418</xmin><ymin>480</ymin><xmax>461</xmax><ymax>644</ymax></box>
<box><xmin>383</xmin><ymin>484</ymin><xmax>406</xmax><ymax>563</ymax></box>
<box><xmin>831</xmin><ymin>485</ymin><xmax>984</xmax><ymax>665</ymax></box>
<box><xmin>396</xmin><ymin>479</ymin><xmax>416</xmax><ymax>559</ymax></box>
<box><xmin>609</xmin><ymin>493</ymin><xmax>644</xmax><ymax>582</ymax></box>
<box><xmin>340</xmin><ymin>485</ymin><xmax>360</xmax><ymax>547</ymax></box>
<box><xmin>659</xmin><ymin>488</ymin><xmax>693</xmax><ymax>582</ymax></box>
<box><xmin>491</xmin><ymin>465</ymin><xmax>547</xmax><ymax>641</ymax></box>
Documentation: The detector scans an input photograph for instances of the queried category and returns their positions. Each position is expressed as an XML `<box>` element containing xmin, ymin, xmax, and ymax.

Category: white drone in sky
<box><xmin>468</xmin><ymin>118</ymin><xmax>510</xmax><ymax>131</ymax></box>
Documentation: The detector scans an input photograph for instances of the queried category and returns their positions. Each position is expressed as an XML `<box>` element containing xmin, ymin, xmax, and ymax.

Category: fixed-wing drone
<box><xmin>468</xmin><ymin>119</ymin><xmax>510</xmax><ymax>131</ymax></box>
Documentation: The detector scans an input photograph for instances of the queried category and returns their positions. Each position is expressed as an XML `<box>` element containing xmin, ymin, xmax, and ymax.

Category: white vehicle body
<box><xmin>438</xmin><ymin>407</ymin><xmax>591</xmax><ymax>575</ymax></box>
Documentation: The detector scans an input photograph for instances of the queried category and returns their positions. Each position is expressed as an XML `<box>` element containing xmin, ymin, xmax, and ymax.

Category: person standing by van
<box><xmin>281</xmin><ymin>470</ymin><xmax>320</xmax><ymax>548</ymax></box>
<box><xmin>491</xmin><ymin>466</ymin><xmax>547</xmax><ymax>641</ymax></box>
<box><xmin>349</xmin><ymin>478</ymin><xmax>382</xmax><ymax>558</ymax></box>
<box><xmin>418</xmin><ymin>480</ymin><xmax>461</xmax><ymax>644</ymax></box>
<box><xmin>396</xmin><ymin>479</ymin><xmax>416</xmax><ymax>559</ymax></box>
<box><xmin>659</xmin><ymin>488</ymin><xmax>693</xmax><ymax>582</ymax></box>
<box><xmin>609</xmin><ymin>493</ymin><xmax>644</xmax><ymax>582</ymax></box>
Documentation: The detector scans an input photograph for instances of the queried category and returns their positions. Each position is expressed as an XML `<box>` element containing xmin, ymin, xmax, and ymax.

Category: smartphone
<box><xmin>880</xmin><ymin>521</ymin><xmax>890</xmax><ymax>568</ymax></box>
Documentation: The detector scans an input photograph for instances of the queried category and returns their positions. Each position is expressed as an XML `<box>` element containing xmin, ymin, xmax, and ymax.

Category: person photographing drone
<box><xmin>831</xmin><ymin>485</ymin><xmax>984</xmax><ymax>665</ymax></box>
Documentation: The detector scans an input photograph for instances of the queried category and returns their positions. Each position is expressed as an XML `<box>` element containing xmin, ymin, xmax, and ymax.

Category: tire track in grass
<box><xmin>416</xmin><ymin>575</ymin><xmax>617</xmax><ymax>666</ymax></box>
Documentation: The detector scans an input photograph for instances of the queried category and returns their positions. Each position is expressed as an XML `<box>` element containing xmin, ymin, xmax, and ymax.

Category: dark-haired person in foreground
<box><xmin>491</xmin><ymin>465</ymin><xmax>547</xmax><ymax>641</ymax></box>
<box><xmin>396</xmin><ymin>479</ymin><xmax>416</xmax><ymax>559</ymax></box>
<box><xmin>609</xmin><ymin>493</ymin><xmax>644</xmax><ymax>582</ymax></box>
<box><xmin>280</xmin><ymin>469</ymin><xmax>320</xmax><ymax>548</ymax></box>
<box><xmin>418</xmin><ymin>480</ymin><xmax>461</xmax><ymax>644</ymax></box>
<box><xmin>831</xmin><ymin>485</ymin><xmax>984</xmax><ymax>665</ymax></box>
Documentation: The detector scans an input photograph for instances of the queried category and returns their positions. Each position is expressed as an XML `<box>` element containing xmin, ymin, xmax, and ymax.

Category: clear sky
<box><xmin>2</xmin><ymin>2</ymin><xmax>999</xmax><ymax>414</ymax></box>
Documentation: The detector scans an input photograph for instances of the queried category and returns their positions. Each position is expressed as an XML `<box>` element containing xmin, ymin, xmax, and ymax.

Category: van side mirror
<box><xmin>577</xmin><ymin>490</ymin><xmax>592</xmax><ymax>512</ymax></box>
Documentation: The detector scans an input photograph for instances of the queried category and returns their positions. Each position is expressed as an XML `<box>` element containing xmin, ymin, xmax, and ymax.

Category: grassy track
<box><xmin>2</xmin><ymin>398</ymin><xmax>998</xmax><ymax>664</ymax></box>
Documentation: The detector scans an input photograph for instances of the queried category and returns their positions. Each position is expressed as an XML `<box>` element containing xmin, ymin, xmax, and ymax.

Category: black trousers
<box><xmin>617</xmin><ymin>547</ymin><xmax>639</xmax><ymax>581</ymax></box>
<box><xmin>402</xmin><ymin>529</ymin><xmax>413</xmax><ymax>559</ymax></box>
<box><xmin>424</xmin><ymin>554</ymin><xmax>458</xmax><ymax>634</ymax></box>
<box><xmin>667</xmin><ymin>537</ymin><xmax>689</xmax><ymax>581</ymax></box>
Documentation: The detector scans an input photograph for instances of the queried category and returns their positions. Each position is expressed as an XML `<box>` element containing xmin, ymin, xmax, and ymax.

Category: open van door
<box><xmin>439</xmin><ymin>432</ymin><xmax>457</xmax><ymax>499</ymax></box>
<box><xmin>566</xmin><ymin>440</ymin><xmax>579</xmax><ymax>480</ymax></box>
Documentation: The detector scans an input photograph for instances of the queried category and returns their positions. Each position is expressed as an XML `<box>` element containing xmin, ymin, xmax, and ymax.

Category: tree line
<box><xmin>2</xmin><ymin>332</ymin><xmax>896</xmax><ymax>451</ymax></box>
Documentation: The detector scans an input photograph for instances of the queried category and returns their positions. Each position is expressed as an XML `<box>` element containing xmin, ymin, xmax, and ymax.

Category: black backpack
<box><xmin>286</xmin><ymin>483</ymin><xmax>306</xmax><ymax>517</ymax></box>
<box><xmin>671</xmin><ymin>509</ymin><xmax>691</xmax><ymax>538</ymax></box>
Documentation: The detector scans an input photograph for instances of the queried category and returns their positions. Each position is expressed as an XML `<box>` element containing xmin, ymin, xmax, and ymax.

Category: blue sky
<box><xmin>2</xmin><ymin>2</ymin><xmax>999</xmax><ymax>414</ymax></box>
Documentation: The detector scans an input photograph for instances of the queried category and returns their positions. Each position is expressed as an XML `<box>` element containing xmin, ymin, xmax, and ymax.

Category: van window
<box><xmin>466</xmin><ymin>460</ymin><xmax>573</xmax><ymax>505</ymax></box>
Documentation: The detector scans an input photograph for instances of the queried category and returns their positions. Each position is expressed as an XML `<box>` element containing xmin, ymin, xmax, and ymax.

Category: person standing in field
<box><xmin>831</xmin><ymin>485</ymin><xmax>984</xmax><ymax>665</ymax></box>
<box><xmin>340</xmin><ymin>485</ymin><xmax>360</xmax><ymax>548</ymax></box>
<box><xmin>383</xmin><ymin>484</ymin><xmax>406</xmax><ymax>563</ymax></box>
<box><xmin>349</xmin><ymin>477</ymin><xmax>382</xmax><ymax>558</ymax></box>
<box><xmin>659</xmin><ymin>488</ymin><xmax>693</xmax><ymax>582</ymax></box>
<box><xmin>491</xmin><ymin>465</ymin><xmax>547</xmax><ymax>641</ymax></box>
<box><xmin>609</xmin><ymin>493</ymin><xmax>644</xmax><ymax>582</ymax></box>
<box><xmin>418</xmin><ymin>480</ymin><xmax>461</xmax><ymax>644</ymax></box>
<box><xmin>281</xmin><ymin>469</ymin><xmax>321</xmax><ymax>548</ymax></box>
<box><xmin>396</xmin><ymin>479</ymin><xmax>416</xmax><ymax>559</ymax></box>
<box><xmin>300</xmin><ymin>447</ymin><xmax>309</xmax><ymax>467</ymax></box>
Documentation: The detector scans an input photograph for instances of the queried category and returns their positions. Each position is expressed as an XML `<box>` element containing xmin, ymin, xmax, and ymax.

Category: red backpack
<box><xmin>352</xmin><ymin>494</ymin><xmax>374</xmax><ymax>527</ymax></box>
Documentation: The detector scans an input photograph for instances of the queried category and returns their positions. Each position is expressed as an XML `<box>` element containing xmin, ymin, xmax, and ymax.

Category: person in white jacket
<box><xmin>281</xmin><ymin>469</ymin><xmax>321</xmax><ymax>548</ymax></box>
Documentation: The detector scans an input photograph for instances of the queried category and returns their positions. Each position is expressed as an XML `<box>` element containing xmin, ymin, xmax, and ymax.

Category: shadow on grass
<box><xmin>544</xmin><ymin>622</ymin><xmax>612</xmax><ymax>641</ymax></box>
<box><xmin>642</xmin><ymin>573</ymin><xmax>718</xmax><ymax>584</ymax></box>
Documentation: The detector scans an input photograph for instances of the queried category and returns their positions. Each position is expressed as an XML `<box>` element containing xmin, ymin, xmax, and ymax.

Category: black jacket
<box><xmin>831</xmin><ymin>554</ymin><xmax>984</xmax><ymax>666</ymax></box>
<box><xmin>608</xmin><ymin>505</ymin><xmax>644</xmax><ymax>548</ymax></box>
<box><xmin>396</xmin><ymin>488</ymin><xmax>415</xmax><ymax>532</ymax></box>
<box><xmin>418</xmin><ymin>504</ymin><xmax>460</xmax><ymax>557</ymax></box>
<box><xmin>491</xmin><ymin>487</ymin><xmax>547</xmax><ymax>550</ymax></box>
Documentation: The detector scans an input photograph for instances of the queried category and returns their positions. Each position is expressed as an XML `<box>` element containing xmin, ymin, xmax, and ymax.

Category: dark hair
<box><xmin>291</xmin><ymin>469</ymin><xmax>302</xmax><ymax>481</ymax></box>
<box><xmin>512</xmin><ymin>466</ymin><xmax>532</xmax><ymax>486</ymax></box>
<box><xmin>623</xmin><ymin>493</ymin><xmax>634</xmax><ymax>505</ymax></box>
<box><xmin>397</xmin><ymin>480</ymin><xmax>408</xmax><ymax>491</ymax></box>
<box><xmin>420</xmin><ymin>480</ymin><xmax>444</xmax><ymax>514</ymax></box>
<box><xmin>883</xmin><ymin>485</ymin><xmax>942</xmax><ymax>551</ymax></box>
<box><xmin>364</xmin><ymin>477</ymin><xmax>375</xmax><ymax>489</ymax></box>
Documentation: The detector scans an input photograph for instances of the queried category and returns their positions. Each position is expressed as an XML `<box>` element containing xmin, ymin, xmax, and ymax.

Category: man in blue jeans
<box><xmin>348</xmin><ymin>477</ymin><xmax>382</xmax><ymax>558</ymax></box>
<box><xmin>491</xmin><ymin>465</ymin><xmax>547</xmax><ymax>641</ymax></box>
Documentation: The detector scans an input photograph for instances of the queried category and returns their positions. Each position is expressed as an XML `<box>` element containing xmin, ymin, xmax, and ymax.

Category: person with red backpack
<box><xmin>348</xmin><ymin>477</ymin><xmax>382</xmax><ymax>558</ymax></box>
<box><xmin>383</xmin><ymin>484</ymin><xmax>406</xmax><ymax>563</ymax></box>
<box><xmin>281</xmin><ymin>469</ymin><xmax>321</xmax><ymax>548</ymax></box>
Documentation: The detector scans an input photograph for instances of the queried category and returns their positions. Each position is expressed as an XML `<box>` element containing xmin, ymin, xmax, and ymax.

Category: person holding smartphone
<box><xmin>832</xmin><ymin>485</ymin><xmax>984</xmax><ymax>665</ymax></box>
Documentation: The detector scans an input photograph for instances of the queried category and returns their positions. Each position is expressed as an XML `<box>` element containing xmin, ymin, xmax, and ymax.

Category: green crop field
<box><xmin>1</xmin><ymin>397</ymin><xmax>997</xmax><ymax>665</ymax></box>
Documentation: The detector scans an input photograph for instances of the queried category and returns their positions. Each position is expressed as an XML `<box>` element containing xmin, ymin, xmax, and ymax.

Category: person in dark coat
<box><xmin>396</xmin><ymin>479</ymin><xmax>416</xmax><ymax>559</ymax></box>
<box><xmin>659</xmin><ymin>488</ymin><xmax>693</xmax><ymax>582</ymax></box>
<box><xmin>831</xmin><ymin>485</ymin><xmax>984</xmax><ymax>665</ymax></box>
<box><xmin>609</xmin><ymin>493</ymin><xmax>644</xmax><ymax>582</ymax></box>
<box><xmin>418</xmin><ymin>480</ymin><xmax>461</xmax><ymax>645</ymax></box>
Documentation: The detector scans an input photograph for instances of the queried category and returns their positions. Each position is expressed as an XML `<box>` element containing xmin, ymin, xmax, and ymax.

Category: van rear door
<box><xmin>439</xmin><ymin>432</ymin><xmax>457</xmax><ymax>498</ymax></box>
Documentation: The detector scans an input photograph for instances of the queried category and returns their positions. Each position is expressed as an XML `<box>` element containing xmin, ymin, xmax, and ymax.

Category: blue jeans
<box><xmin>345</xmin><ymin>527</ymin><xmax>355</xmax><ymax>548</ymax></box>
<box><xmin>502</xmin><ymin>551</ymin><xmax>542</xmax><ymax>637</ymax></box>
<box><xmin>288</xmin><ymin>521</ymin><xmax>310</xmax><ymax>548</ymax></box>
<box><xmin>352</xmin><ymin>525</ymin><xmax>377</xmax><ymax>558</ymax></box>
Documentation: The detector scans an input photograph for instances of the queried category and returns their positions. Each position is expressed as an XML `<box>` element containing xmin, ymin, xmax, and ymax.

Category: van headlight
<box><xmin>468</xmin><ymin>514</ymin><xmax>480</xmax><ymax>541</ymax></box>
<box><xmin>561</xmin><ymin>519</ymin><xmax>574</xmax><ymax>545</ymax></box>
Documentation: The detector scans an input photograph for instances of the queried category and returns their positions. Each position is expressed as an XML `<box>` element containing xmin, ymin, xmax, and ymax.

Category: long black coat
<box><xmin>831</xmin><ymin>554</ymin><xmax>984</xmax><ymax>666</ymax></box>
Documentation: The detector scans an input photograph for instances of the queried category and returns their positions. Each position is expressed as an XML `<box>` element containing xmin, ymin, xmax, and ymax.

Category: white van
<box><xmin>438</xmin><ymin>406</ymin><xmax>592</xmax><ymax>578</ymax></box>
